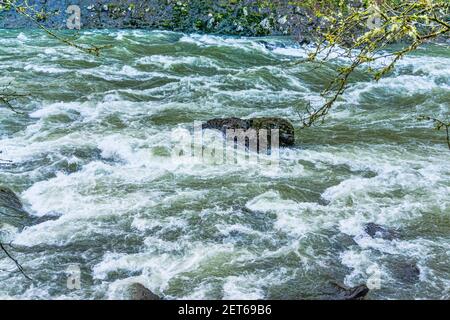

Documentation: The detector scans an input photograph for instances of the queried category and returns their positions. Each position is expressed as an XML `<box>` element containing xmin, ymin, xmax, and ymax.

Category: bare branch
<box><xmin>418</xmin><ymin>116</ymin><xmax>450</xmax><ymax>150</ymax></box>
<box><xmin>0</xmin><ymin>242</ymin><xmax>32</xmax><ymax>280</ymax></box>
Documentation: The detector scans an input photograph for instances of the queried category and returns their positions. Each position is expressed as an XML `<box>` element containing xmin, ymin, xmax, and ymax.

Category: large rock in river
<box><xmin>203</xmin><ymin>117</ymin><xmax>295</xmax><ymax>147</ymax></box>
<box><xmin>0</xmin><ymin>186</ymin><xmax>30</xmax><ymax>228</ymax></box>
<box><xmin>0</xmin><ymin>186</ymin><xmax>23</xmax><ymax>212</ymax></box>
<box><xmin>328</xmin><ymin>283</ymin><xmax>370</xmax><ymax>300</ymax></box>
<box><xmin>364</xmin><ymin>223</ymin><xmax>400</xmax><ymax>241</ymax></box>
<box><xmin>1</xmin><ymin>186</ymin><xmax>61</xmax><ymax>227</ymax></box>
<box><xmin>127</xmin><ymin>283</ymin><xmax>161</xmax><ymax>300</ymax></box>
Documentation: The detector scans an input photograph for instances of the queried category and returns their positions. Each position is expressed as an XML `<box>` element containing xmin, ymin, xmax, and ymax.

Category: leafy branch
<box><xmin>0</xmin><ymin>1</ymin><xmax>111</xmax><ymax>114</ymax></box>
<box><xmin>1</xmin><ymin>0</ymin><xmax>111</xmax><ymax>55</ymax></box>
<box><xmin>297</xmin><ymin>0</ymin><xmax>449</xmax><ymax>148</ymax></box>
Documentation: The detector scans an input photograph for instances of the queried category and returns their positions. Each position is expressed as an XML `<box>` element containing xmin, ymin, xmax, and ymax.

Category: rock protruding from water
<box><xmin>0</xmin><ymin>186</ymin><xmax>29</xmax><ymax>227</ymax></box>
<box><xmin>127</xmin><ymin>283</ymin><xmax>161</xmax><ymax>300</ymax></box>
<box><xmin>204</xmin><ymin>117</ymin><xmax>250</xmax><ymax>132</ymax></box>
<box><xmin>331</xmin><ymin>283</ymin><xmax>370</xmax><ymax>300</ymax></box>
<box><xmin>392</xmin><ymin>261</ymin><xmax>421</xmax><ymax>283</ymax></box>
<box><xmin>203</xmin><ymin>117</ymin><xmax>295</xmax><ymax>147</ymax></box>
<box><xmin>364</xmin><ymin>223</ymin><xmax>400</xmax><ymax>241</ymax></box>
<box><xmin>0</xmin><ymin>187</ymin><xmax>23</xmax><ymax>212</ymax></box>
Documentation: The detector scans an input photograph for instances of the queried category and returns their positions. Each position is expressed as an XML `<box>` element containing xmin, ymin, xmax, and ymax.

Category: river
<box><xmin>0</xmin><ymin>29</ymin><xmax>449</xmax><ymax>299</ymax></box>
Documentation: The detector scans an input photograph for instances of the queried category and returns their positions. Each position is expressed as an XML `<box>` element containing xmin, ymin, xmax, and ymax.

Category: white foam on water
<box><xmin>222</xmin><ymin>269</ymin><xmax>292</xmax><ymax>300</ymax></box>
<box><xmin>132</xmin><ymin>215</ymin><xmax>189</xmax><ymax>233</ymax></box>
<box><xmin>136</xmin><ymin>55</ymin><xmax>224</xmax><ymax>70</ymax></box>
<box><xmin>23</xmin><ymin>64</ymin><xmax>69</xmax><ymax>74</ymax></box>
<box><xmin>216</xmin><ymin>223</ymin><xmax>264</xmax><ymax>238</ymax></box>
<box><xmin>1</xmin><ymin>29</ymin><xmax>449</xmax><ymax>299</ymax></box>
<box><xmin>182</xmin><ymin>282</ymin><xmax>217</xmax><ymax>300</ymax></box>
<box><xmin>222</xmin><ymin>275</ymin><xmax>266</xmax><ymax>300</ymax></box>
<box><xmin>94</xmin><ymin>243</ymin><xmax>242</xmax><ymax>297</ymax></box>
<box><xmin>0</xmin><ymin>224</ymin><xmax>18</xmax><ymax>243</ymax></box>
<box><xmin>343</xmin><ymin>74</ymin><xmax>449</xmax><ymax>105</ymax></box>
<box><xmin>245</xmin><ymin>191</ymin><xmax>338</xmax><ymax>237</ymax></box>
<box><xmin>72</xmin><ymin>63</ymin><xmax>157</xmax><ymax>81</ymax></box>
<box><xmin>29</xmin><ymin>101</ymin><xmax>85</xmax><ymax>119</ymax></box>
<box><xmin>272</xmin><ymin>47</ymin><xmax>309</xmax><ymax>58</ymax></box>
<box><xmin>16</xmin><ymin>32</ymin><xmax>28</xmax><ymax>41</ymax></box>
<box><xmin>179</xmin><ymin>34</ymin><xmax>271</xmax><ymax>53</ymax></box>
<box><xmin>340</xmin><ymin>250</ymin><xmax>383</xmax><ymax>287</ymax></box>
<box><xmin>115</xmin><ymin>31</ymin><xmax>125</xmax><ymax>41</ymax></box>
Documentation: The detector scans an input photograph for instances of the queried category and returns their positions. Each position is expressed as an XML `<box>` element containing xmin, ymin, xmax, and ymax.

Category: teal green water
<box><xmin>0</xmin><ymin>30</ymin><xmax>449</xmax><ymax>299</ymax></box>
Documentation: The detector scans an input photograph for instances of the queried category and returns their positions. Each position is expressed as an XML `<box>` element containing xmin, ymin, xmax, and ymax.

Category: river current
<box><xmin>0</xmin><ymin>29</ymin><xmax>449</xmax><ymax>299</ymax></box>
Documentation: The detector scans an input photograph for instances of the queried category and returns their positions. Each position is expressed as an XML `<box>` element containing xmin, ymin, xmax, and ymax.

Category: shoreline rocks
<box><xmin>0</xmin><ymin>0</ymin><xmax>319</xmax><ymax>41</ymax></box>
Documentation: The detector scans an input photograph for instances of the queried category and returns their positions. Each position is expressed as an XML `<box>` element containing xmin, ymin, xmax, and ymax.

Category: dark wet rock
<box><xmin>364</xmin><ymin>223</ymin><xmax>400</xmax><ymax>241</ymax></box>
<box><xmin>0</xmin><ymin>187</ymin><xmax>23</xmax><ymax>210</ymax></box>
<box><xmin>235</xmin><ymin>206</ymin><xmax>276</xmax><ymax>233</ymax></box>
<box><xmin>250</xmin><ymin>118</ymin><xmax>295</xmax><ymax>147</ymax></box>
<box><xmin>330</xmin><ymin>282</ymin><xmax>370</xmax><ymax>300</ymax></box>
<box><xmin>0</xmin><ymin>187</ymin><xmax>27</xmax><ymax>217</ymax></box>
<box><xmin>259</xmin><ymin>40</ymin><xmax>277</xmax><ymax>51</ymax></box>
<box><xmin>0</xmin><ymin>187</ymin><xmax>23</xmax><ymax>212</ymax></box>
<box><xmin>317</xmin><ymin>281</ymin><xmax>370</xmax><ymax>300</ymax></box>
<box><xmin>391</xmin><ymin>261</ymin><xmax>420</xmax><ymax>283</ymax></box>
<box><xmin>29</xmin><ymin>212</ymin><xmax>62</xmax><ymax>225</ymax></box>
<box><xmin>258</xmin><ymin>40</ymin><xmax>288</xmax><ymax>51</ymax></box>
<box><xmin>203</xmin><ymin>117</ymin><xmax>250</xmax><ymax>132</ymax></box>
<box><xmin>317</xmin><ymin>197</ymin><xmax>330</xmax><ymax>206</ymax></box>
<box><xmin>1</xmin><ymin>186</ymin><xmax>60</xmax><ymax>227</ymax></box>
<box><xmin>332</xmin><ymin>233</ymin><xmax>358</xmax><ymax>250</ymax></box>
<box><xmin>203</xmin><ymin>117</ymin><xmax>295</xmax><ymax>147</ymax></box>
<box><xmin>127</xmin><ymin>283</ymin><xmax>161</xmax><ymax>300</ymax></box>
<box><xmin>0</xmin><ymin>186</ymin><xmax>29</xmax><ymax>228</ymax></box>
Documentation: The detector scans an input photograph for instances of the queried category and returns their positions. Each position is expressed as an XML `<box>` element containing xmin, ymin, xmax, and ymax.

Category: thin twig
<box><xmin>0</xmin><ymin>242</ymin><xmax>32</xmax><ymax>280</ymax></box>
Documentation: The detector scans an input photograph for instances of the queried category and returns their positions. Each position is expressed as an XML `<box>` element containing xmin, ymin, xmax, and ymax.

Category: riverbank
<box><xmin>0</xmin><ymin>0</ymin><xmax>323</xmax><ymax>42</ymax></box>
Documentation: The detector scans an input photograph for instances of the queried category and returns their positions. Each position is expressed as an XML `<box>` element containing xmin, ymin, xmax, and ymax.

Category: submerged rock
<box><xmin>391</xmin><ymin>261</ymin><xmax>421</xmax><ymax>283</ymax></box>
<box><xmin>127</xmin><ymin>283</ymin><xmax>161</xmax><ymax>300</ymax></box>
<box><xmin>364</xmin><ymin>223</ymin><xmax>400</xmax><ymax>241</ymax></box>
<box><xmin>203</xmin><ymin>117</ymin><xmax>295</xmax><ymax>147</ymax></box>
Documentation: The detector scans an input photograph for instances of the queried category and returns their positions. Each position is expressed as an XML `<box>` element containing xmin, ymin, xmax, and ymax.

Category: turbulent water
<box><xmin>0</xmin><ymin>29</ymin><xmax>449</xmax><ymax>300</ymax></box>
